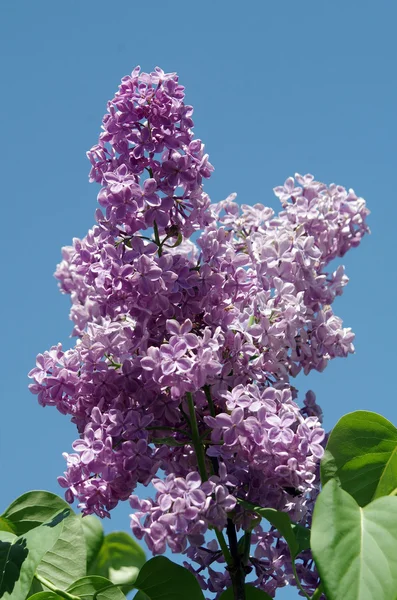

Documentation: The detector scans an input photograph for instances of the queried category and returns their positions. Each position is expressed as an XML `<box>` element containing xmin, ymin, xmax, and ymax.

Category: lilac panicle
<box><xmin>28</xmin><ymin>66</ymin><xmax>369</xmax><ymax>597</ymax></box>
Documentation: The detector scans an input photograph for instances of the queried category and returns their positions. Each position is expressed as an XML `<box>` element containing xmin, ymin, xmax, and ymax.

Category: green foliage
<box><xmin>67</xmin><ymin>575</ymin><xmax>127</xmax><ymax>599</ymax></box>
<box><xmin>0</xmin><ymin>490</ymin><xmax>87</xmax><ymax>592</ymax></box>
<box><xmin>238</xmin><ymin>499</ymin><xmax>310</xmax><ymax>557</ymax></box>
<box><xmin>311</xmin><ymin>479</ymin><xmax>397</xmax><ymax>600</ymax></box>
<box><xmin>219</xmin><ymin>585</ymin><xmax>272</xmax><ymax>599</ymax></box>
<box><xmin>321</xmin><ymin>410</ymin><xmax>397</xmax><ymax>506</ymax></box>
<box><xmin>1</xmin><ymin>492</ymin><xmax>70</xmax><ymax>536</ymax></box>
<box><xmin>0</xmin><ymin>509</ymin><xmax>70</xmax><ymax>599</ymax></box>
<box><xmin>0</xmin><ymin>519</ymin><xmax>15</xmax><ymax>534</ymax></box>
<box><xmin>0</xmin><ymin>491</ymin><xmax>147</xmax><ymax>600</ymax></box>
<box><xmin>28</xmin><ymin>594</ymin><xmax>64</xmax><ymax>599</ymax></box>
<box><xmin>36</xmin><ymin>512</ymin><xmax>86</xmax><ymax>590</ymax></box>
<box><xmin>81</xmin><ymin>516</ymin><xmax>104</xmax><ymax>572</ymax></box>
<box><xmin>88</xmin><ymin>532</ymin><xmax>146</xmax><ymax>594</ymax></box>
<box><xmin>134</xmin><ymin>556</ymin><xmax>205</xmax><ymax>600</ymax></box>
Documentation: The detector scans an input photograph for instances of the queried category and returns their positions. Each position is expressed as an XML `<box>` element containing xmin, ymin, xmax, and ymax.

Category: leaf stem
<box><xmin>153</xmin><ymin>220</ymin><xmax>162</xmax><ymax>256</ymax></box>
<box><xmin>242</xmin><ymin>531</ymin><xmax>251</xmax><ymax>567</ymax></box>
<box><xmin>186</xmin><ymin>392</ymin><xmax>208</xmax><ymax>482</ymax></box>
<box><xmin>311</xmin><ymin>584</ymin><xmax>324</xmax><ymax>599</ymax></box>
<box><xmin>34</xmin><ymin>573</ymin><xmax>81</xmax><ymax>600</ymax></box>
<box><xmin>291</xmin><ymin>561</ymin><xmax>312</xmax><ymax>600</ymax></box>
<box><xmin>203</xmin><ymin>384</ymin><xmax>216</xmax><ymax>417</ymax></box>
<box><xmin>215</xmin><ymin>529</ymin><xmax>233</xmax><ymax>567</ymax></box>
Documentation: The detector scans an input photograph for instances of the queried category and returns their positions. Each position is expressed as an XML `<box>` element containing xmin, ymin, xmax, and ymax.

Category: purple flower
<box><xmin>29</xmin><ymin>65</ymin><xmax>370</xmax><ymax>598</ymax></box>
<box><xmin>267</xmin><ymin>412</ymin><xmax>296</xmax><ymax>444</ymax></box>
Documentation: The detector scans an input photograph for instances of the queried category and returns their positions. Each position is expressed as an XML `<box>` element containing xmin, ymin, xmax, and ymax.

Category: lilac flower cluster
<box><xmin>87</xmin><ymin>66</ymin><xmax>213</xmax><ymax>239</ymax></box>
<box><xmin>29</xmin><ymin>67</ymin><xmax>369</xmax><ymax>598</ymax></box>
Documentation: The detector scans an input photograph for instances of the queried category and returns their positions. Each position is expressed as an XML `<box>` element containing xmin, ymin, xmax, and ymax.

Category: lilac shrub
<box><xmin>29</xmin><ymin>67</ymin><xmax>369</xmax><ymax>598</ymax></box>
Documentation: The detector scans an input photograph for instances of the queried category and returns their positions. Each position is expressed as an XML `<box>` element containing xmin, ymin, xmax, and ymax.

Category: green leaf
<box><xmin>0</xmin><ymin>518</ymin><xmax>15</xmax><ymax>534</ymax></box>
<box><xmin>1</xmin><ymin>491</ymin><xmax>70</xmax><ymax>535</ymax></box>
<box><xmin>27</xmin><ymin>575</ymin><xmax>45</xmax><ymax>597</ymax></box>
<box><xmin>134</xmin><ymin>556</ymin><xmax>205</xmax><ymax>600</ymax></box>
<box><xmin>0</xmin><ymin>509</ymin><xmax>70</xmax><ymax>600</ymax></box>
<box><xmin>0</xmin><ymin>532</ymin><xmax>17</xmax><ymax>543</ymax></box>
<box><xmin>89</xmin><ymin>532</ymin><xmax>145</xmax><ymax>593</ymax></box>
<box><xmin>0</xmin><ymin>533</ymin><xmax>28</xmax><ymax>597</ymax></box>
<box><xmin>28</xmin><ymin>593</ymin><xmax>64</xmax><ymax>599</ymax></box>
<box><xmin>311</xmin><ymin>479</ymin><xmax>397</xmax><ymax>600</ymax></box>
<box><xmin>290</xmin><ymin>523</ymin><xmax>311</xmax><ymax>554</ymax></box>
<box><xmin>81</xmin><ymin>515</ymin><xmax>104</xmax><ymax>571</ymax></box>
<box><xmin>219</xmin><ymin>585</ymin><xmax>272</xmax><ymax>599</ymax></box>
<box><xmin>134</xmin><ymin>593</ymin><xmax>150</xmax><ymax>600</ymax></box>
<box><xmin>36</xmin><ymin>512</ymin><xmax>87</xmax><ymax>589</ymax></box>
<box><xmin>133</xmin><ymin>591</ymin><xmax>150</xmax><ymax>600</ymax></box>
<box><xmin>238</xmin><ymin>500</ymin><xmax>302</xmax><ymax>558</ymax></box>
<box><xmin>321</xmin><ymin>410</ymin><xmax>397</xmax><ymax>506</ymax></box>
<box><xmin>67</xmin><ymin>575</ymin><xmax>127</xmax><ymax>599</ymax></box>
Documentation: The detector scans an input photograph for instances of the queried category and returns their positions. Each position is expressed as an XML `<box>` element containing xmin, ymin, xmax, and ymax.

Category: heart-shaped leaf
<box><xmin>219</xmin><ymin>585</ymin><xmax>272</xmax><ymax>599</ymax></box>
<box><xmin>0</xmin><ymin>509</ymin><xmax>70</xmax><ymax>600</ymax></box>
<box><xmin>67</xmin><ymin>575</ymin><xmax>127</xmax><ymax>599</ymax></box>
<box><xmin>134</xmin><ymin>556</ymin><xmax>205</xmax><ymax>600</ymax></box>
<box><xmin>311</xmin><ymin>479</ymin><xmax>397</xmax><ymax>600</ymax></box>
<box><xmin>321</xmin><ymin>411</ymin><xmax>397</xmax><ymax>506</ymax></box>
<box><xmin>81</xmin><ymin>515</ymin><xmax>104</xmax><ymax>571</ymax></box>
<box><xmin>88</xmin><ymin>531</ymin><xmax>145</xmax><ymax>593</ymax></box>
<box><xmin>36</xmin><ymin>512</ymin><xmax>86</xmax><ymax>589</ymax></box>
<box><xmin>1</xmin><ymin>491</ymin><xmax>71</xmax><ymax>535</ymax></box>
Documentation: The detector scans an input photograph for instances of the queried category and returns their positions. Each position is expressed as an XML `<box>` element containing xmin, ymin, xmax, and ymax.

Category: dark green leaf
<box><xmin>26</xmin><ymin>574</ymin><xmax>45</xmax><ymax>597</ymax></box>
<box><xmin>290</xmin><ymin>523</ymin><xmax>311</xmax><ymax>554</ymax></box>
<box><xmin>311</xmin><ymin>479</ymin><xmax>397</xmax><ymax>600</ymax></box>
<box><xmin>238</xmin><ymin>500</ymin><xmax>301</xmax><ymax>558</ymax></box>
<box><xmin>89</xmin><ymin>531</ymin><xmax>145</xmax><ymax>593</ymax></box>
<box><xmin>0</xmin><ymin>509</ymin><xmax>69</xmax><ymax>600</ymax></box>
<box><xmin>0</xmin><ymin>533</ymin><xmax>28</xmax><ymax>596</ymax></box>
<box><xmin>321</xmin><ymin>410</ymin><xmax>397</xmax><ymax>506</ymax></box>
<box><xmin>134</xmin><ymin>593</ymin><xmax>150</xmax><ymax>600</ymax></box>
<box><xmin>67</xmin><ymin>575</ymin><xmax>127</xmax><ymax>599</ymax></box>
<box><xmin>81</xmin><ymin>515</ymin><xmax>104</xmax><ymax>571</ymax></box>
<box><xmin>1</xmin><ymin>491</ymin><xmax>70</xmax><ymax>535</ymax></box>
<box><xmin>135</xmin><ymin>556</ymin><xmax>205</xmax><ymax>600</ymax></box>
<box><xmin>219</xmin><ymin>585</ymin><xmax>272</xmax><ymax>599</ymax></box>
<box><xmin>36</xmin><ymin>512</ymin><xmax>87</xmax><ymax>589</ymax></box>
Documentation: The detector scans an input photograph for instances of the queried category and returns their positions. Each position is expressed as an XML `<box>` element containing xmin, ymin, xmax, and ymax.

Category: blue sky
<box><xmin>1</xmin><ymin>1</ymin><xmax>396</xmax><ymax>598</ymax></box>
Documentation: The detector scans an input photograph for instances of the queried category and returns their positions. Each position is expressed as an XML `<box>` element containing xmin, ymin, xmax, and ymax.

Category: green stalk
<box><xmin>34</xmin><ymin>573</ymin><xmax>80</xmax><ymax>600</ymax></box>
<box><xmin>153</xmin><ymin>220</ymin><xmax>162</xmax><ymax>256</ymax></box>
<box><xmin>215</xmin><ymin>530</ymin><xmax>233</xmax><ymax>567</ymax></box>
<box><xmin>203</xmin><ymin>384</ymin><xmax>216</xmax><ymax>417</ymax></box>
<box><xmin>311</xmin><ymin>584</ymin><xmax>324</xmax><ymax>599</ymax></box>
<box><xmin>186</xmin><ymin>392</ymin><xmax>208</xmax><ymax>482</ymax></box>
<box><xmin>291</xmin><ymin>561</ymin><xmax>312</xmax><ymax>600</ymax></box>
<box><xmin>185</xmin><ymin>392</ymin><xmax>234</xmax><ymax>575</ymax></box>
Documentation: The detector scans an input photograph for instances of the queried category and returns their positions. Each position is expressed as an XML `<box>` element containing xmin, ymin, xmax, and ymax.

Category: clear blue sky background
<box><xmin>1</xmin><ymin>1</ymin><xmax>396</xmax><ymax>598</ymax></box>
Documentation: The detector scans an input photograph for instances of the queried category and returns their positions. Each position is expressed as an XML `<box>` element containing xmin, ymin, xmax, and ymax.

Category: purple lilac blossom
<box><xmin>28</xmin><ymin>66</ymin><xmax>369</xmax><ymax>598</ymax></box>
